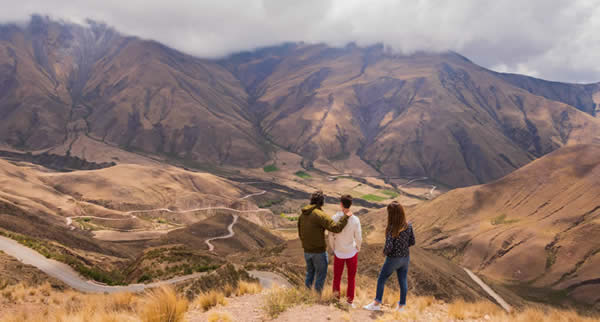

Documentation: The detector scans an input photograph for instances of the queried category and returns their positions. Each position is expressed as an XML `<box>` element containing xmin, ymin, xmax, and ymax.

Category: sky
<box><xmin>1</xmin><ymin>0</ymin><xmax>599</xmax><ymax>83</ymax></box>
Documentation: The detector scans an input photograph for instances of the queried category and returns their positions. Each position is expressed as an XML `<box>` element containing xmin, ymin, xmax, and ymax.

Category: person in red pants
<box><xmin>328</xmin><ymin>195</ymin><xmax>362</xmax><ymax>307</ymax></box>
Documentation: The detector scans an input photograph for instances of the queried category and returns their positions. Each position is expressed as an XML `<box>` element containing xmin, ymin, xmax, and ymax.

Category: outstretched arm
<box><xmin>319</xmin><ymin>212</ymin><xmax>349</xmax><ymax>233</ymax></box>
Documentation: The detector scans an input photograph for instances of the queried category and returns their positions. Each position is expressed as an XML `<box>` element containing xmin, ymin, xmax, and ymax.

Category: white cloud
<box><xmin>0</xmin><ymin>0</ymin><xmax>599</xmax><ymax>83</ymax></box>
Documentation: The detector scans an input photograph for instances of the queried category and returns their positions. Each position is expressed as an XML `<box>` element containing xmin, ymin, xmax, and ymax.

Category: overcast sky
<box><xmin>1</xmin><ymin>0</ymin><xmax>599</xmax><ymax>83</ymax></box>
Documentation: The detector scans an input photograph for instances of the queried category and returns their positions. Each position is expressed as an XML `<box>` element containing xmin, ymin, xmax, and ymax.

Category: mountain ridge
<box><xmin>2</xmin><ymin>16</ymin><xmax>600</xmax><ymax>187</ymax></box>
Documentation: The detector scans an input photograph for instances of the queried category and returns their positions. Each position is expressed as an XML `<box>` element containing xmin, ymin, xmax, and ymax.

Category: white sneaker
<box><xmin>395</xmin><ymin>305</ymin><xmax>405</xmax><ymax>312</ymax></box>
<box><xmin>363</xmin><ymin>301</ymin><xmax>382</xmax><ymax>311</ymax></box>
<box><xmin>346</xmin><ymin>302</ymin><xmax>356</xmax><ymax>309</ymax></box>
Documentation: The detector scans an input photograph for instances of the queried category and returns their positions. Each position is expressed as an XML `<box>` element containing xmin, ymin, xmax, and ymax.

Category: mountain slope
<box><xmin>497</xmin><ymin>72</ymin><xmax>600</xmax><ymax>117</ymax></box>
<box><xmin>0</xmin><ymin>16</ymin><xmax>269</xmax><ymax>167</ymax></box>
<box><xmin>223</xmin><ymin>44</ymin><xmax>600</xmax><ymax>187</ymax></box>
<box><xmin>403</xmin><ymin>144</ymin><xmax>600</xmax><ymax>307</ymax></box>
<box><xmin>2</xmin><ymin>17</ymin><xmax>600</xmax><ymax>187</ymax></box>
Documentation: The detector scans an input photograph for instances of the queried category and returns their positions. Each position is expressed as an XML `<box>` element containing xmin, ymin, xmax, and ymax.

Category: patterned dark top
<box><xmin>383</xmin><ymin>224</ymin><xmax>415</xmax><ymax>258</ymax></box>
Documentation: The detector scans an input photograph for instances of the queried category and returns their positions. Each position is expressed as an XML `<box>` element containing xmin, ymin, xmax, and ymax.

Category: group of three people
<box><xmin>298</xmin><ymin>190</ymin><xmax>415</xmax><ymax>312</ymax></box>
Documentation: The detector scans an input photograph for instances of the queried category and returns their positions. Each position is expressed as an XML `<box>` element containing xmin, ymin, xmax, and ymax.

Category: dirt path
<box><xmin>463</xmin><ymin>268</ymin><xmax>512</xmax><ymax>312</ymax></box>
<box><xmin>65</xmin><ymin>206</ymin><xmax>269</xmax><ymax>230</ymax></box>
<box><xmin>399</xmin><ymin>176</ymin><xmax>429</xmax><ymax>187</ymax></box>
<box><xmin>205</xmin><ymin>214</ymin><xmax>239</xmax><ymax>252</ymax></box>
<box><xmin>0</xmin><ymin>235</ymin><xmax>289</xmax><ymax>294</ymax></box>
<box><xmin>240</xmin><ymin>190</ymin><xmax>267</xmax><ymax>199</ymax></box>
<box><xmin>0</xmin><ymin>189</ymin><xmax>292</xmax><ymax>293</ymax></box>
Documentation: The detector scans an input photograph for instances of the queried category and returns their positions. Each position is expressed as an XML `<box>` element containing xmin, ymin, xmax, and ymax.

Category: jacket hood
<box><xmin>301</xmin><ymin>204</ymin><xmax>319</xmax><ymax>215</ymax></box>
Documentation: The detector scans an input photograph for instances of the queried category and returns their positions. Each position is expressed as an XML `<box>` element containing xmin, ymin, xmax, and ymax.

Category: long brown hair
<box><xmin>386</xmin><ymin>201</ymin><xmax>408</xmax><ymax>237</ymax></box>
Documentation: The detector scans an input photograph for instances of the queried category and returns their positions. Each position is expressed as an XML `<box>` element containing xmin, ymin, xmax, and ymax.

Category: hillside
<box><xmin>2</xmin><ymin>17</ymin><xmax>600</xmax><ymax>187</ymax></box>
<box><xmin>400</xmin><ymin>144</ymin><xmax>600</xmax><ymax>308</ymax></box>
<box><xmin>497</xmin><ymin>72</ymin><xmax>600</xmax><ymax>117</ymax></box>
<box><xmin>0</xmin><ymin>16</ymin><xmax>268</xmax><ymax>168</ymax></box>
<box><xmin>0</xmin><ymin>158</ymin><xmax>247</xmax><ymax>219</ymax></box>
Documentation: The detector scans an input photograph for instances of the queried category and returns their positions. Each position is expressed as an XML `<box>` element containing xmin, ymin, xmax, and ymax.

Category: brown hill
<box><xmin>159</xmin><ymin>214</ymin><xmax>283</xmax><ymax>255</ymax></box>
<box><xmin>397</xmin><ymin>144</ymin><xmax>600</xmax><ymax>307</ymax></box>
<box><xmin>0</xmin><ymin>158</ymin><xmax>246</xmax><ymax>218</ymax></box>
<box><xmin>2</xmin><ymin>17</ymin><xmax>600</xmax><ymax>187</ymax></box>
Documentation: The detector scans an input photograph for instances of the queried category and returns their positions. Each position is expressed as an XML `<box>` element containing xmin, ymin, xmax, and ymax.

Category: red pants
<box><xmin>332</xmin><ymin>253</ymin><xmax>358</xmax><ymax>303</ymax></box>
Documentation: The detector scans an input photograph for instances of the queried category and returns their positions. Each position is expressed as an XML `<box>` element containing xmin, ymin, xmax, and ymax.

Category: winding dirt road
<box><xmin>205</xmin><ymin>215</ymin><xmax>239</xmax><ymax>252</ymax></box>
<box><xmin>0</xmin><ymin>228</ymin><xmax>287</xmax><ymax>293</ymax></box>
<box><xmin>0</xmin><ymin>189</ymin><xmax>290</xmax><ymax>293</ymax></box>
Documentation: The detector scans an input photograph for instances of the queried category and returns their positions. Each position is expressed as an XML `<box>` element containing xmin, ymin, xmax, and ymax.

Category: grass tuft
<box><xmin>194</xmin><ymin>290</ymin><xmax>227</xmax><ymax>312</ymax></box>
<box><xmin>140</xmin><ymin>285</ymin><xmax>189</xmax><ymax>322</ymax></box>
<box><xmin>236</xmin><ymin>281</ymin><xmax>262</xmax><ymax>296</ymax></box>
<box><xmin>207</xmin><ymin>312</ymin><xmax>233</xmax><ymax>322</ymax></box>
<box><xmin>263</xmin><ymin>287</ymin><xmax>316</xmax><ymax>318</ymax></box>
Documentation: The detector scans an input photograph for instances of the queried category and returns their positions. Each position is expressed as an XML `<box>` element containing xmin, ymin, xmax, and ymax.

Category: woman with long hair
<box><xmin>363</xmin><ymin>201</ymin><xmax>415</xmax><ymax>312</ymax></box>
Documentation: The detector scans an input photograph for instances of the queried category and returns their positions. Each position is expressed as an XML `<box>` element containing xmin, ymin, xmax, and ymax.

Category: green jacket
<box><xmin>298</xmin><ymin>204</ymin><xmax>349</xmax><ymax>253</ymax></box>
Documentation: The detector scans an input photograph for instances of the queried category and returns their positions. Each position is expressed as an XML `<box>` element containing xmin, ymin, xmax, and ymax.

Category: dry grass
<box><xmin>207</xmin><ymin>312</ymin><xmax>233</xmax><ymax>322</ymax></box>
<box><xmin>262</xmin><ymin>286</ymin><xmax>317</xmax><ymax>318</ymax></box>
<box><xmin>448</xmin><ymin>299</ymin><xmax>503</xmax><ymax>320</ymax></box>
<box><xmin>140</xmin><ymin>285</ymin><xmax>189</xmax><ymax>322</ymax></box>
<box><xmin>497</xmin><ymin>307</ymin><xmax>600</xmax><ymax>322</ymax></box>
<box><xmin>235</xmin><ymin>281</ymin><xmax>262</xmax><ymax>296</ymax></box>
<box><xmin>0</xmin><ymin>283</ymin><xmax>188</xmax><ymax>322</ymax></box>
<box><xmin>193</xmin><ymin>290</ymin><xmax>227</xmax><ymax>312</ymax></box>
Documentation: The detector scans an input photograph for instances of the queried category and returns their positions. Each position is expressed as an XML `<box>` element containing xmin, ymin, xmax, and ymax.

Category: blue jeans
<box><xmin>304</xmin><ymin>252</ymin><xmax>328</xmax><ymax>293</ymax></box>
<box><xmin>375</xmin><ymin>256</ymin><xmax>409</xmax><ymax>305</ymax></box>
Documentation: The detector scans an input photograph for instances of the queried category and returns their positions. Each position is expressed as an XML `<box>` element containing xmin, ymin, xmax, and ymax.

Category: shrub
<box><xmin>236</xmin><ymin>281</ymin><xmax>262</xmax><ymax>296</ymax></box>
<box><xmin>294</xmin><ymin>171</ymin><xmax>311</xmax><ymax>178</ymax></box>
<box><xmin>194</xmin><ymin>290</ymin><xmax>227</xmax><ymax>312</ymax></box>
<box><xmin>141</xmin><ymin>285</ymin><xmax>189</xmax><ymax>322</ymax></box>
<box><xmin>263</xmin><ymin>287</ymin><xmax>316</xmax><ymax>318</ymax></box>
<box><xmin>263</xmin><ymin>164</ymin><xmax>278</xmax><ymax>172</ymax></box>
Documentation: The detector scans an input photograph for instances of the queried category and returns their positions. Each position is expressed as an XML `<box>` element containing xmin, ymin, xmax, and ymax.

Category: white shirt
<box><xmin>328</xmin><ymin>211</ymin><xmax>362</xmax><ymax>259</ymax></box>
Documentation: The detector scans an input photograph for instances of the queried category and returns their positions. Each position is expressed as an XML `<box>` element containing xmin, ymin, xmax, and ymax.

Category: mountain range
<box><xmin>1</xmin><ymin>16</ymin><xmax>600</xmax><ymax>188</ymax></box>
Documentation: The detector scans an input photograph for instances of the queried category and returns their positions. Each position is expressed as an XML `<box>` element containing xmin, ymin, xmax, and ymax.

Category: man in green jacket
<box><xmin>298</xmin><ymin>190</ymin><xmax>351</xmax><ymax>293</ymax></box>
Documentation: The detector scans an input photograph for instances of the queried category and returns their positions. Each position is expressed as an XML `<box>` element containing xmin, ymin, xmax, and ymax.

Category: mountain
<box><xmin>223</xmin><ymin>44</ymin><xmax>600</xmax><ymax>187</ymax></box>
<box><xmin>400</xmin><ymin>144</ymin><xmax>600</xmax><ymax>307</ymax></box>
<box><xmin>2</xmin><ymin>17</ymin><xmax>600</xmax><ymax>187</ymax></box>
<box><xmin>0</xmin><ymin>16</ymin><xmax>269</xmax><ymax>167</ymax></box>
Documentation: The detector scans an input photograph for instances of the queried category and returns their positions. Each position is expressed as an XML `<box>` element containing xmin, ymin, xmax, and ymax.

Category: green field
<box><xmin>294</xmin><ymin>170</ymin><xmax>311</xmax><ymax>179</ymax></box>
<box><xmin>380</xmin><ymin>189</ymin><xmax>399</xmax><ymax>198</ymax></box>
<box><xmin>361</xmin><ymin>194</ymin><xmax>388</xmax><ymax>202</ymax></box>
<box><xmin>263</xmin><ymin>164</ymin><xmax>279</xmax><ymax>172</ymax></box>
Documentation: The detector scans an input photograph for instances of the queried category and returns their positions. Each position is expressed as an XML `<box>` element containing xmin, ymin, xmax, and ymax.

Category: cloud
<box><xmin>0</xmin><ymin>0</ymin><xmax>598</xmax><ymax>83</ymax></box>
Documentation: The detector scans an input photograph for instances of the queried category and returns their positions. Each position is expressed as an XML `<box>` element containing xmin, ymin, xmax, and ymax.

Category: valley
<box><xmin>0</xmin><ymin>15</ymin><xmax>599</xmax><ymax>321</ymax></box>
